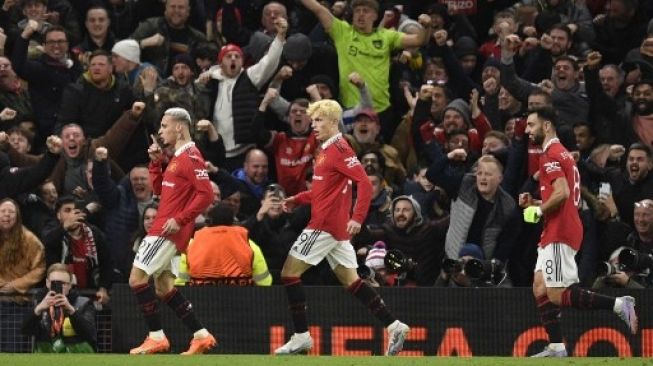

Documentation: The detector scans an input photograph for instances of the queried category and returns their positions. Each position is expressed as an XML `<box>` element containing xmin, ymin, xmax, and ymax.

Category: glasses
<box><xmin>634</xmin><ymin>201</ymin><xmax>653</xmax><ymax>208</ymax></box>
<box><xmin>45</xmin><ymin>40</ymin><xmax>68</xmax><ymax>46</ymax></box>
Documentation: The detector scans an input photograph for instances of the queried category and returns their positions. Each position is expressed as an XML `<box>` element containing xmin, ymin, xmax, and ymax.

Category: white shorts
<box><xmin>534</xmin><ymin>242</ymin><xmax>579</xmax><ymax>288</ymax></box>
<box><xmin>133</xmin><ymin>236</ymin><xmax>178</xmax><ymax>277</ymax></box>
<box><xmin>289</xmin><ymin>229</ymin><xmax>358</xmax><ymax>270</ymax></box>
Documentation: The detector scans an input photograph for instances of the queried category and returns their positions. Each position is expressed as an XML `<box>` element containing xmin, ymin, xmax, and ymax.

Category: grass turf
<box><xmin>1</xmin><ymin>355</ymin><xmax>652</xmax><ymax>366</ymax></box>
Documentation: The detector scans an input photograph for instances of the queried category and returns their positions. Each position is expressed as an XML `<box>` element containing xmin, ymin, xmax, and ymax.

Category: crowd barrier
<box><xmin>1</xmin><ymin>286</ymin><xmax>650</xmax><ymax>355</ymax></box>
<box><xmin>110</xmin><ymin>285</ymin><xmax>651</xmax><ymax>356</ymax></box>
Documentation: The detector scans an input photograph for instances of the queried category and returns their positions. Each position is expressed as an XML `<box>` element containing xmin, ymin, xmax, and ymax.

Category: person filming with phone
<box><xmin>23</xmin><ymin>263</ymin><xmax>97</xmax><ymax>353</ymax></box>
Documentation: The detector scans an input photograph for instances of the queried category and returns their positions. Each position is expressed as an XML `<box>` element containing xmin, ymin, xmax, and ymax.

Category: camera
<box><xmin>384</xmin><ymin>249</ymin><xmax>415</xmax><ymax>274</ymax></box>
<box><xmin>619</xmin><ymin>248</ymin><xmax>653</xmax><ymax>272</ymax></box>
<box><xmin>442</xmin><ymin>258</ymin><xmax>464</xmax><ymax>274</ymax></box>
<box><xmin>50</xmin><ymin>280</ymin><xmax>64</xmax><ymax>294</ymax></box>
<box><xmin>596</xmin><ymin>261</ymin><xmax>622</xmax><ymax>277</ymax></box>
<box><xmin>464</xmin><ymin>258</ymin><xmax>505</xmax><ymax>282</ymax></box>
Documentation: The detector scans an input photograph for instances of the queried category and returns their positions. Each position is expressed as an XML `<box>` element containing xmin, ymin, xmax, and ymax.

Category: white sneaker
<box><xmin>274</xmin><ymin>332</ymin><xmax>313</xmax><ymax>355</ymax></box>
<box><xmin>615</xmin><ymin>296</ymin><xmax>638</xmax><ymax>335</ymax></box>
<box><xmin>530</xmin><ymin>344</ymin><xmax>568</xmax><ymax>357</ymax></box>
<box><xmin>386</xmin><ymin>320</ymin><xmax>410</xmax><ymax>356</ymax></box>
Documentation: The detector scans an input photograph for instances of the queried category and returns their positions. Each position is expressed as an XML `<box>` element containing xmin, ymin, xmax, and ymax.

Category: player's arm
<box><xmin>540</xmin><ymin>177</ymin><xmax>569</xmax><ymax>215</ymax></box>
<box><xmin>173</xmin><ymin>156</ymin><xmax>213</xmax><ymax>226</ymax></box>
<box><xmin>300</xmin><ymin>0</ymin><xmax>334</xmax><ymax>32</ymax></box>
<box><xmin>334</xmin><ymin>152</ymin><xmax>372</xmax><ymax>227</ymax></box>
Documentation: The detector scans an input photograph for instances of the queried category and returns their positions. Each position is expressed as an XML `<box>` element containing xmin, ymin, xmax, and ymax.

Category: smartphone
<box><xmin>50</xmin><ymin>280</ymin><xmax>64</xmax><ymax>294</ymax></box>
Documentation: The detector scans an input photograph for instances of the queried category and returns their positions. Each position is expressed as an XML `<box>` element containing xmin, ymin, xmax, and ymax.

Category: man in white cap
<box><xmin>112</xmin><ymin>39</ymin><xmax>158</xmax><ymax>91</ymax></box>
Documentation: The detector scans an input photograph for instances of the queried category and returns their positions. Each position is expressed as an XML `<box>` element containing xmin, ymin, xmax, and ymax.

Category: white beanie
<box><xmin>365</xmin><ymin>241</ymin><xmax>387</xmax><ymax>270</ymax></box>
<box><xmin>112</xmin><ymin>39</ymin><xmax>141</xmax><ymax>64</ymax></box>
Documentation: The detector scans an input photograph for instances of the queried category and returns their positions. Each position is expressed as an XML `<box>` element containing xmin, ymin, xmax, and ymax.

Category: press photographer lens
<box><xmin>619</xmin><ymin>248</ymin><xmax>653</xmax><ymax>272</ymax></box>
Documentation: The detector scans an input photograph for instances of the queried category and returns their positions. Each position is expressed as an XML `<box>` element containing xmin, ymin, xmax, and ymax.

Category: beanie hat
<box><xmin>112</xmin><ymin>39</ymin><xmax>141</xmax><ymax>64</ymax></box>
<box><xmin>365</xmin><ymin>241</ymin><xmax>387</xmax><ymax>269</ymax></box>
<box><xmin>453</xmin><ymin>36</ymin><xmax>478</xmax><ymax>59</ymax></box>
<box><xmin>309</xmin><ymin>74</ymin><xmax>337</xmax><ymax>98</ymax></box>
<box><xmin>443</xmin><ymin>98</ymin><xmax>471</xmax><ymax>127</ymax></box>
<box><xmin>218</xmin><ymin>44</ymin><xmax>244</xmax><ymax>63</ymax></box>
<box><xmin>483</xmin><ymin>57</ymin><xmax>501</xmax><ymax>71</ymax></box>
<box><xmin>283</xmin><ymin>33</ymin><xmax>312</xmax><ymax>62</ymax></box>
<box><xmin>172</xmin><ymin>53</ymin><xmax>194</xmax><ymax>69</ymax></box>
<box><xmin>459</xmin><ymin>243</ymin><xmax>485</xmax><ymax>259</ymax></box>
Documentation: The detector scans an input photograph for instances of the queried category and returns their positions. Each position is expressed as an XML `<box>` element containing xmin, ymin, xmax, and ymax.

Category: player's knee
<box><xmin>128</xmin><ymin>268</ymin><xmax>148</xmax><ymax>288</ymax></box>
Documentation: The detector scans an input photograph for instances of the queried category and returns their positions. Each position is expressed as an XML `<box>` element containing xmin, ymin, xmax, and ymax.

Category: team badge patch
<box><xmin>372</xmin><ymin>40</ymin><xmax>383</xmax><ymax>49</ymax></box>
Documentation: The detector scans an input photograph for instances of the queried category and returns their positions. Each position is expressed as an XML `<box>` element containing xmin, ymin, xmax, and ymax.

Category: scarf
<box><xmin>67</xmin><ymin>224</ymin><xmax>99</xmax><ymax>289</ymax></box>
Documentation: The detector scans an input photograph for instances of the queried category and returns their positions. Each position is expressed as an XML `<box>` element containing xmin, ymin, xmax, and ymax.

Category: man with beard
<box><xmin>0</xmin><ymin>57</ymin><xmax>34</xmax><ymax>132</ymax></box>
<box><xmin>604</xmin><ymin>143</ymin><xmax>653</xmax><ymax>229</ymax></box>
<box><xmin>630</xmin><ymin>81</ymin><xmax>653</xmax><ymax>148</ymax></box>
<box><xmin>501</xmin><ymin>33</ymin><xmax>588</xmax><ymax>149</ymax></box>
<box><xmin>345</xmin><ymin>108</ymin><xmax>406</xmax><ymax>188</ymax></box>
<box><xmin>354</xmin><ymin>195</ymin><xmax>448</xmax><ymax>286</ymax></box>
<box><xmin>520</xmin><ymin>107</ymin><xmax>637</xmax><ymax>357</ymax></box>
<box><xmin>521</xmin><ymin>24</ymin><xmax>575</xmax><ymax>83</ymax></box>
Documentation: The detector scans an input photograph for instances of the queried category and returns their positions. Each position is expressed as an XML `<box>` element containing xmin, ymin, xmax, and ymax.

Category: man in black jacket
<box><xmin>22</xmin><ymin>263</ymin><xmax>97</xmax><ymax>353</ymax></box>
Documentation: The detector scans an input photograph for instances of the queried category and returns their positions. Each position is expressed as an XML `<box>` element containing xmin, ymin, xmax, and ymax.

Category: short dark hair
<box><xmin>528</xmin><ymin>106</ymin><xmax>559</xmax><ymax>128</ymax></box>
<box><xmin>7</xmin><ymin>127</ymin><xmax>34</xmax><ymax>145</ymax></box>
<box><xmin>44</xmin><ymin>25</ymin><xmax>67</xmax><ymax>39</ymax></box>
<box><xmin>351</xmin><ymin>0</ymin><xmax>379</xmax><ymax>12</ymax></box>
<box><xmin>528</xmin><ymin>89</ymin><xmax>553</xmax><ymax>106</ymax></box>
<box><xmin>207</xmin><ymin>203</ymin><xmax>235</xmax><ymax>226</ymax></box>
<box><xmin>548</xmin><ymin>24</ymin><xmax>572</xmax><ymax>41</ymax></box>
<box><xmin>484</xmin><ymin>130</ymin><xmax>510</xmax><ymax>147</ymax></box>
<box><xmin>628</xmin><ymin>142</ymin><xmax>653</xmax><ymax>159</ymax></box>
<box><xmin>55</xmin><ymin>195</ymin><xmax>80</xmax><ymax>213</ymax></box>
<box><xmin>554</xmin><ymin>55</ymin><xmax>579</xmax><ymax>71</ymax></box>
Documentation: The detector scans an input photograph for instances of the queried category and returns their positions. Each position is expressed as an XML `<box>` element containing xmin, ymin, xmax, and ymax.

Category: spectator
<box><xmin>232</xmin><ymin>148</ymin><xmax>270</xmax><ymax>220</ymax></box>
<box><xmin>364</xmin><ymin>172</ymin><xmax>391</xmax><ymax>228</ymax></box>
<box><xmin>345</xmin><ymin>108</ymin><xmax>407</xmax><ymax>189</ymax></box>
<box><xmin>254</xmin><ymin>90</ymin><xmax>316</xmax><ymax>196</ymax></box>
<box><xmin>354</xmin><ymin>195</ymin><xmax>449</xmax><ymax>286</ymax></box>
<box><xmin>6</xmin><ymin>127</ymin><xmax>32</xmax><ymax>154</ymax></box>
<box><xmin>298</xmin><ymin>0</ymin><xmax>432</xmax><ymax>142</ymax></box>
<box><xmin>0</xmin><ymin>133</ymin><xmax>62</xmax><ymax>200</ymax></box>
<box><xmin>93</xmin><ymin>146</ymin><xmax>154</xmax><ymax>283</ymax></box>
<box><xmin>41</xmin><ymin>196</ymin><xmax>112</xmax><ymax>305</ymax></box>
<box><xmin>592</xmin><ymin>0</ymin><xmax>648</xmax><ymax>64</ymax></box>
<box><xmin>11</xmin><ymin>24</ymin><xmax>82</xmax><ymax>145</ymax></box>
<box><xmin>8</xmin><ymin>102</ymin><xmax>146</xmax><ymax>198</ymax></box>
<box><xmin>0</xmin><ymin>197</ymin><xmax>45</xmax><ymax>351</ymax></box>
<box><xmin>131</xmin><ymin>202</ymin><xmax>158</xmax><ymax>254</ymax></box>
<box><xmin>202</xmin><ymin>17</ymin><xmax>287</xmax><ymax>172</ymax></box>
<box><xmin>186</xmin><ymin>203</ymin><xmax>272</xmax><ymax>286</ymax></box>
<box><xmin>21</xmin><ymin>178</ymin><xmax>58</xmax><ymax>238</ymax></box>
<box><xmin>22</xmin><ymin>263</ymin><xmax>97</xmax><ymax>352</ymax></box>
<box><xmin>130</xmin><ymin>0</ymin><xmax>208</xmax><ymax>75</ymax></box>
<box><xmin>0</xmin><ymin>57</ymin><xmax>34</xmax><ymax>132</ymax></box>
<box><xmin>444</xmin><ymin>155</ymin><xmax>518</xmax><ymax>263</ymax></box>
<box><xmin>111</xmin><ymin>39</ymin><xmax>156</xmax><ymax>90</ymax></box>
<box><xmin>243</xmin><ymin>184</ymin><xmax>309</xmax><ymax>282</ymax></box>
<box><xmin>74</xmin><ymin>4</ymin><xmax>115</xmax><ymax>57</ymax></box>
<box><xmin>57</xmin><ymin>49</ymin><xmax>133</xmax><ymax>138</ymax></box>
<box><xmin>0</xmin><ymin>197</ymin><xmax>46</xmax><ymax>295</ymax></box>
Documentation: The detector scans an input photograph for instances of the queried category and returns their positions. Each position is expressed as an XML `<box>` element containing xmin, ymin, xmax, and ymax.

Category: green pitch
<box><xmin>1</xmin><ymin>355</ymin><xmax>652</xmax><ymax>366</ymax></box>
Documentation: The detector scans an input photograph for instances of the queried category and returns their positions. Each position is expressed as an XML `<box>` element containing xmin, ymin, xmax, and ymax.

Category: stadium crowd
<box><xmin>0</xmin><ymin>0</ymin><xmax>653</xmax><ymax>351</ymax></box>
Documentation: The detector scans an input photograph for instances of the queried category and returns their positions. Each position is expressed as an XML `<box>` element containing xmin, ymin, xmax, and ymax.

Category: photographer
<box><xmin>41</xmin><ymin>196</ymin><xmax>112</xmax><ymax>305</ymax></box>
<box><xmin>22</xmin><ymin>263</ymin><xmax>96</xmax><ymax>353</ymax></box>
<box><xmin>435</xmin><ymin>243</ymin><xmax>510</xmax><ymax>288</ymax></box>
<box><xmin>594</xmin><ymin>199</ymin><xmax>653</xmax><ymax>288</ymax></box>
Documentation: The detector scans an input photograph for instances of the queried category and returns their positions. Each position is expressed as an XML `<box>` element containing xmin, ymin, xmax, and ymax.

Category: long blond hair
<box><xmin>0</xmin><ymin>198</ymin><xmax>26</xmax><ymax>267</ymax></box>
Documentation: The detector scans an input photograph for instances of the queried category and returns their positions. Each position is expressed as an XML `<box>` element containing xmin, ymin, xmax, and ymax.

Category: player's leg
<box><xmin>547</xmin><ymin>243</ymin><xmax>638</xmax><ymax>334</ymax></box>
<box><xmin>275</xmin><ymin>230</ymin><xmax>327</xmax><ymax>355</ymax></box>
<box><xmin>128</xmin><ymin>236</ymin><xmax>174</xmax><ymax>354</ymax></box>
<box><xmin>329</xmin><ymin>243</ymin><xmax>409</xmax><ymax>356</ymax></box>
<box><xmin>154</xmin><ymin>271</ymin><xmax>216</xmax><ymax>355</ymax></box>
<box><xmin>530</xmin><ymin>269</ymin><xmax>566</xmax><ymax>357</ymax></box>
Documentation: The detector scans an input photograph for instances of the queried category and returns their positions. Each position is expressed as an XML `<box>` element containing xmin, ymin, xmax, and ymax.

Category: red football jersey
<box><xmin>271</xmin><ymin>132</ymin><xmax>317</xmax><ymax>196</ymax></box>
<box><xmin>538</xmin><ymin>139</ymin><xmax>583</xmax><ymax>250</ymax></box>
<box><xmin>294</xmin><ymin>133</ymin><xmax>372</xmax><ymax>241</ymax></box>
<box><xmin>148</xmin><ymin>142</ymin><xmax>213</xmax><ymax>251</ymax></box>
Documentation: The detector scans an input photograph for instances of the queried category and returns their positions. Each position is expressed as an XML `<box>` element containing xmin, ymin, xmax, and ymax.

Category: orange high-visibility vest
<box><xmin>187</xmin><ymin>225</ymin><xmax>253</xmax><ymax>280</ymax></box>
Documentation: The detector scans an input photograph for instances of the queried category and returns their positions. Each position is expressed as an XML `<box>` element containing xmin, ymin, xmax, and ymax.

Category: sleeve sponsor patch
<box><xmin>194</xmin><ymin>169</ymin><xmax>209</xmax><ymax>179</ymax></box>
<box><xmin>543</xmin><ymin>161</ymin><xmax>561</xmax><ymax>174</ymax></box>
<box><xmin>344</xmin><ymin>156</ymin><xmax>361</xmax><ymax>169</ymax></box>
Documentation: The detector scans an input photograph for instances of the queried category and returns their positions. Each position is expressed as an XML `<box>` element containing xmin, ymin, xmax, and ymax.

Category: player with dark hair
<box><xmin>129</xmin><ymin>108</ymin><xmax>215</xmax><ymax>355</ymax></box>
<box><xmin>275</xmin><ymin>99</ymin><xmax>409</xmax><ymax>356</ymax></box>
<box><xmin>521</xmin><ymin>107</ymin><xmax>638</xmax><ymax>357</ymax></box>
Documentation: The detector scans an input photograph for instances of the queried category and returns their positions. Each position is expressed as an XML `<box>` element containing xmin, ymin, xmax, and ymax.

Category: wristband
<box><xmin>523</xmin><ymin>206</ymin><xmax>542</xmax><ymax>223</ymax></box>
